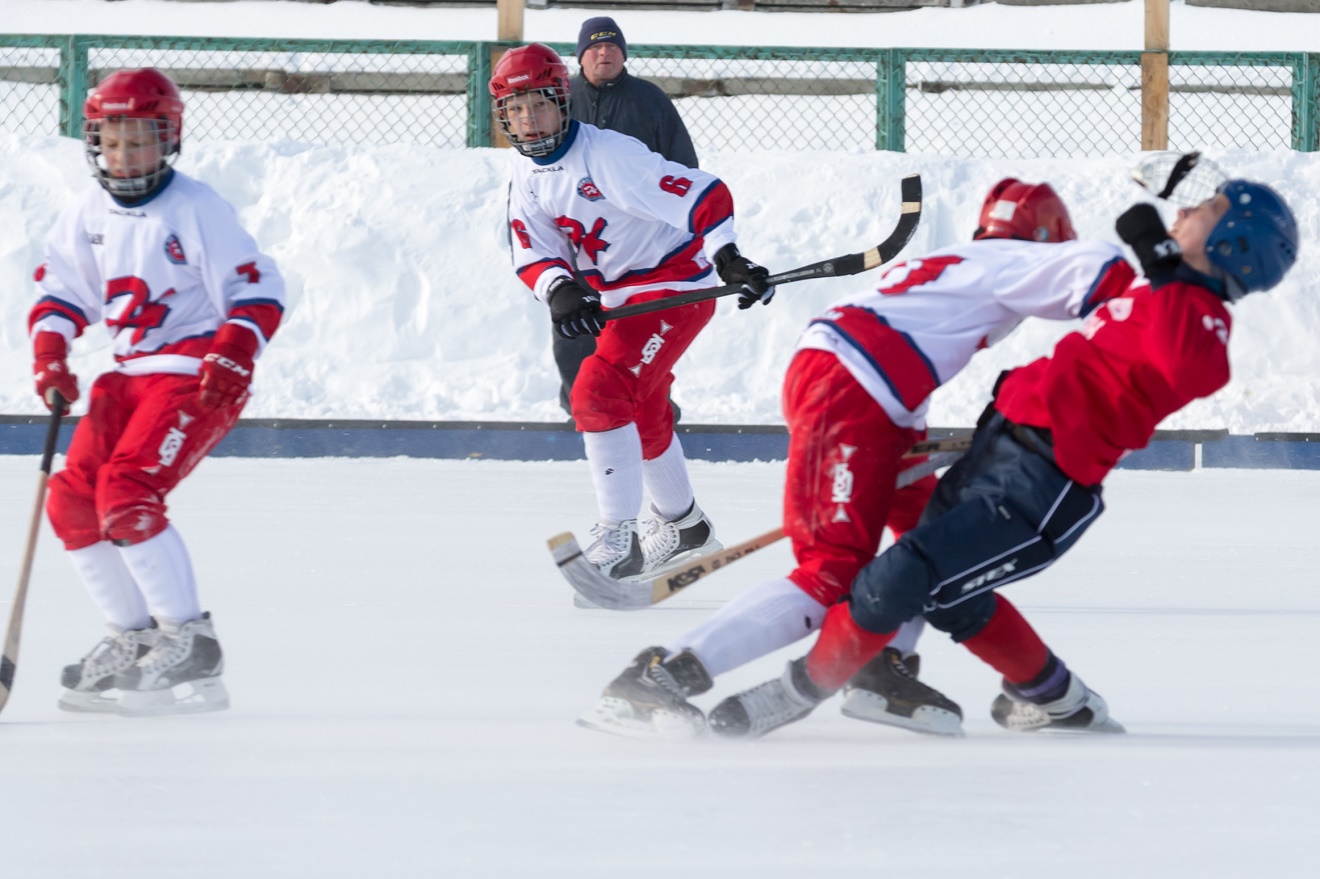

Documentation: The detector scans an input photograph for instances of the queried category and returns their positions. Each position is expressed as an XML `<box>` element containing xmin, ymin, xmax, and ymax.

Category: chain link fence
<box><xmin>3</xmin><ymin>36</ymin><xmax>1317</xmax><ymax>156</ymax></box>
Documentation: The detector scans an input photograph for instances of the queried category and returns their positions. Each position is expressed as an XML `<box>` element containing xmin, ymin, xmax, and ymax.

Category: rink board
<box><xmin>2</xmin><ymin>416</ymin><xmax>1319</xmax><ymax>471</ymax></box>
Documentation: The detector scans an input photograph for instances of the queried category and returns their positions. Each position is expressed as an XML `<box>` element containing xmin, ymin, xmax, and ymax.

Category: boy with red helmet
<box><xmin>491</xmin><ymin>44</ymin><xmax>773</xmax><ymax>581</ymax></box>
<box><xmin>706</xmin><ymin>175</ymin><xmax>1299</xmax><ymax>740</ymax></box>
<box><xmin>578</xmin><ymin>178</ymin><xmax>1136</xmax><ymax>739</ymax></box>
<box><xmin>30</xmin><ymin>68</ymin><xmax>286</xmax><ymax>716</ymax></box>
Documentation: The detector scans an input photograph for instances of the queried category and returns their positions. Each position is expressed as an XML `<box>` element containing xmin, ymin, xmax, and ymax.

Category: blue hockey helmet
<box><xmin>1204</xmin><ymin>180</ymin><xmax>1298</xmax><ymax>300</ymax></box>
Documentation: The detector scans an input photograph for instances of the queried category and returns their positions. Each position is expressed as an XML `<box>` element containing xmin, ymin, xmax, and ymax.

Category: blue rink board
<box><xmin>2</xmin><ymin>417</ymin><xmax>1319</xmax><ymax>471</ymax></box>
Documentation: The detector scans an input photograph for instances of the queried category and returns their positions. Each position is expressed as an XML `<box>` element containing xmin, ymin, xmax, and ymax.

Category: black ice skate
<box><xmin>114</xmin><ymin>613</ymin><xmax>229</xmax><ymax>717</ymax></box>
<box><xmin>634</xmin><ymin>501</ymin><xmax>722</xmax><ymax>580</ymax></box>
<box><xmin>578</xmin><ymin>646</ymin><xmax>712</xmax><ymax>739</ymax></box>
<box><xmin>708</xmin><ymin>657</ymin><xmax>832</xmax><ymax>739</ymax></box>
<box><xmin>58</xmin><ymin>624</ymin><xmax>160</xmax><ymax>713</ymax></box>
<box><xmin>583</xmin><ymin>519</ymin><xmax>645</xmax><ymax>580</ymax></box>
<box><xmin>841</xmin><ymin>648</ymin><xmax>964</xmax><ymax>736</ymax></box>
<box><xmin>991</xmin><ymin>670</ymin><xmax>1124</xmax><ymax>734</ymax></box>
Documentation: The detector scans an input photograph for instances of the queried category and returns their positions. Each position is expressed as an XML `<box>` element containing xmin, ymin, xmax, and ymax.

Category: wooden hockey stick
<box><xmin>0</xmin><ymin>394</ymin><xmax>68</xmax><ymax>715</ymax></box>
<box><xmin>548</xmin><ymin>447</ymin><xmax>963</xmax><ymax>611</ymax></box>
<box><xmin>904</xmin><ymin>435</ymin><xmax>972</xmax><ymax>457</ymax></box>
<box><xmin>603</xmin><ymin>173</ymin><xmax>923</xmax><ymax>322</ymax></box>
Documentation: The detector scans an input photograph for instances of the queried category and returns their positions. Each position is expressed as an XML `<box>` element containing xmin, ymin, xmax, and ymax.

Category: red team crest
<box><xmin>577</xmin><ymin>178</ymin><xmax>603</xmax><ymax>201</ymax></box>
<box><xmin>164</xmin><ymin>234</ymin><xmax>187</xmax><ymax>265</ymax></box>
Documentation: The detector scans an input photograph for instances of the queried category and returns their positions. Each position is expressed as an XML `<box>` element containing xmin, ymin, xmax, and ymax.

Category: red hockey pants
<box><xmin>570</xmin><ymin>290</ymin><xmax>715</xmax><ymax>460</ymax></box>
<box><xmin>47</xmin><ymin>371</ymin><xmax>243</xmax><ymax>550</ymax></box>
<box><xmin>782</xmin><ymin>349</ymin><xmax>937</xmax><ymax>606</ymax></box>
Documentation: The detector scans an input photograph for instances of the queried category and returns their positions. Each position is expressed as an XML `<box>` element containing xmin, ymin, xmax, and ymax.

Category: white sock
<box><xmin>666</xmin><ymin>577</ymin><xmax>828</xmax><ymax>678</ymax></box>
<box><xmin>889</xmin><ymin>617</ymin><xmax>926</xmax><ymax>657</ymax></box>
<box><xmin>642</xmin><ymin>433</ymin><xmax>695</xmax><ymax>521</ymax></box>
<box><xmin>583</xmin><ymin>424</ymin><xmax>644</xmax><ymax>524</ymax></box>
<box><xmin>68</xmin><ymin>541</ymin><xmax>151</xmax><ymax>631</ymax></box>
<box><xmin>115</xmin><ymin>525</ymin><xmax>202</xmax><ymax>625</ymax></box>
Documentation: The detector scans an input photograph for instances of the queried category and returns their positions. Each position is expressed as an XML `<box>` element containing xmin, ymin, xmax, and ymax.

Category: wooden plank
<box><xmin>1142</xmin><ymin>51</ymin><xmax>1170</xmax><ymax>150</ymax></box>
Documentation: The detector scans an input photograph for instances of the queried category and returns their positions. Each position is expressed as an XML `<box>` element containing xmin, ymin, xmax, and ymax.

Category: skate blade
<box><xmin>116</xmin><ymin>677</ymin><xmax>230</xmax><ymax>718</ymax></box>
<box><xmin>57</xmin><ymin>689</ymin><xmax>121</xmax><ymax>714</ymax></box>
<box><xmin>576</xmin><ymin>698</ymin><xmax>704</xmax><ymax>740</ymax></box>
<box><xmin>840</xmin><ymin>691</ymin><xmax>964</xmax><ymax>737</ymax></box>
<box><xmin>619</xmin><ymin>539</ymin><xmax>726</xmax><ymax>585</ymax></box>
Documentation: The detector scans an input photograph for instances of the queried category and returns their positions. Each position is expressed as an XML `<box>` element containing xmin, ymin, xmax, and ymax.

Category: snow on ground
<box><xmin>0</xmin><ymin>455</ymin><xmax>1317</xmax><ymax>877</ymax></box>
<box><xmin>2</xmin><ymin>144</ymin><xmax>1319</xmax><ymax>433</ymax></box>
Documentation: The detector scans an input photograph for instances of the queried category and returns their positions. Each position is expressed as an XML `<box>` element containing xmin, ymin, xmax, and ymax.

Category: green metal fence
<box><xmin>3</xmin><ymin>35</ymin><xmax>1317</xmax><ymax>155</ymax></box>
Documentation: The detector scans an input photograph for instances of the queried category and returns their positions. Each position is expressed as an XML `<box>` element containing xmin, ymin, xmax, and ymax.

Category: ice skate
<box><xmin>990</xmin><ymin>671</ymin><xmax>1124</xmax><ymax>734</ymax></box>
<box><xmin>578</xmin><ymin>647</ymin><xmax>712</xmax><ymax>739</ymax></box>
<box><xmin>114</xmin><ymin>613</ymin><xmax>229</xmax><ymax>717</ymax></box>
<box><xmin>840</xmin><ymin>648</ymin><xmax>964</xmax><ymax>736</ymax></box>
<box><xmin>583</xmin><ymin>519</ymin><xmax>645</xmax><ymax>580</ymax></box>
<box><xmin>708</xmin><ymin>657</ymin><xmax>831</xmax><ymax>739</ymax></box>
<box><xmin>635</xmin><ymin>501</ymin><xmax>722</xmax><ymax>579</ymax></box>
<box><xmin>58</xmin><ymin>625</ymin><xmax>160</xmax><ymax>713</ymax></box>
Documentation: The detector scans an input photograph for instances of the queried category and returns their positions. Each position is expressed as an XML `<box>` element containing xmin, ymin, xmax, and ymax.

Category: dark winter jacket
<box><xmin>569</xmin><ymin>71</ymin><xmax>699</xmax><ymax>169</ymax></box>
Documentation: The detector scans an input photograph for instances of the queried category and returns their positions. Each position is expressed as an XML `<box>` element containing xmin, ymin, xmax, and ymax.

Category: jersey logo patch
<box><xmin>577</xmin><ymin>178</ymin><xmax>604</xmax><ymax>201</ymax></box>
<box><xmin>164</xmin><ymin>235</ymin><xmax>187</xmax><ymax>265</ymax></box>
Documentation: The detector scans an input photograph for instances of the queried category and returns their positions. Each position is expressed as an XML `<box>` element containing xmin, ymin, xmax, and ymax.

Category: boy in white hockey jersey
<box><xmin>578</xmin><ymin>179</ymin><xmax>1136</xmax><ymax>739</ymax></box>
<box><xmin>29</xmin><ymin>68</ymin><xmax>285</xmax><ymax>716</ymax></box>
<box><xmin>490</xmin><ymin>44</ymin><xmax>773</xmax><ymax>580</ymax></box>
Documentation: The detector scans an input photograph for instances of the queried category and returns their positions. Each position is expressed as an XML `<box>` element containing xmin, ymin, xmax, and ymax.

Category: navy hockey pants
<box><xmin>848</xmin><ymin>412</ymin><xmax>1105</xmax><ymax>642</ymax></box>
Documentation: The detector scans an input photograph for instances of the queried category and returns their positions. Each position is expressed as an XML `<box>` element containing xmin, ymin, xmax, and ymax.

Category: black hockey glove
<box><xmin>1116</xmin><ymin>203</ymin><xmax>1182</xmax><ymax>279</ymax></box>
<box><xmin>714</xmin><ymin>244</ymin><xmax>775</xmax><ymax>309</ymax></box>
<box><xmin>547</xmin><ymin>277</ymin><xmax>605</xmax><ymax>340</ymax></box>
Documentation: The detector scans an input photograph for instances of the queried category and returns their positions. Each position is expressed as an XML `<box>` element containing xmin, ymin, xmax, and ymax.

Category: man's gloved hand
<box><xmin>714</xmin><ymin>244</ymin><xmax>775</xmax><ymax>309</ymax></box>
<box><xmin>1116</xmin><ymin>203</ymin><xmax>1183</xmax><ymax>278</ymax></box>
<box><xmin>32</xmin><ymin>332</ymin><xmax>78</xmax><ymax>410</ymax></box>
<box><xmin>547</xmin><ymin>277</ymin><xmax>605</xmax><ymax>340</ymax></box>
<box><xmin>198</xmin><ymin>324</ymin><xmax>258</xmax><ymax>412</ymax></box>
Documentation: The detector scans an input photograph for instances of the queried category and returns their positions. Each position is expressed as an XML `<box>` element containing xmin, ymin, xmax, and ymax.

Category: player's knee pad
<box><xmin>46</xmin><ymin>471</ymin><xmax>102</xmax><ymax>550</ymax></box>
<box><xmin>925</xmin><ymin>592</ymin><xmax>998</xmax><ymax>642</ymax></box>
<box><xmin>848</xmin><ymin>537</ymin><xmax>936</xmax><ymax>634</ymax></box>
<box><xmin>569</xmin><ymin>357</ymin><xmax>635</xmax><ymax>433</ymax></box>
<box><xmin>96</xmin><ymin>468</ymin><xmax>169</xmax><ymax>546</ymax></box>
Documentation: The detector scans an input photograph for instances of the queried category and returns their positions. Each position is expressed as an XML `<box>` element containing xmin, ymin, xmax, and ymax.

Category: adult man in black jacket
<box><xmin>551</xmin><ymin>17</ymin><xmax>700</xmax><ymax>421</ymax></box>
<box><xmin>570</xmin><ymin>16</ymin><xmax>699</xmax><ymax>169</ymax></box>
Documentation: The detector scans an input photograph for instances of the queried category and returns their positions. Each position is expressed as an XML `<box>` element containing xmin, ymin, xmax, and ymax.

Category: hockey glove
<box><xmin>547</xmin><ymin>277</ymin><xmax>605</xmax><ymax>340</ymax></box>
<box><xmin>1116</xmin><ymin>203</ymin><xmax>1182</xmax><ymax>280</ymax></box>
<box><xmin>715</xmin><ymin>244</ymin><xmax>775</xmax><ymax>309</ymax></box>
<box><xmin>33</xmin><ymin>332</ymin><xmax>78</xmax><ymax>410</ymax></box>
<box><xmin>198</xmin><ymin>323</ymin><xmax>258</xmax><ymax>412</ymax></box>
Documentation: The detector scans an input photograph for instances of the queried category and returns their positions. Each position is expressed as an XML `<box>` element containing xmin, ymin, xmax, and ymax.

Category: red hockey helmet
<box><xmin>82</xmin><ymin>68</ymin><xmax>185</xmax><ymax>200</ymax></box>
<box><xmin>973</xmin><ymin>178</ymin><xmax>1077</xmax><ymax>243</ymax></box>
<box><xmin>489</xmin><ymin>43</ymin><xmax>572</xmax><ymax>158</ymax></box>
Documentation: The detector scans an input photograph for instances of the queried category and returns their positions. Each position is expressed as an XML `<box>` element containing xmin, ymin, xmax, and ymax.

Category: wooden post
<box><xmin>497</xmin><ymin>0</ymin><xmax>523</xmax><ymax>42</ymax></box>
<box><xmin>491</xmin><ymin>0</ymin><xmax>525</xmax><ymax>148</ymax></box>
<box><xmin>1142</xmin><ymin>0</ymin><xmax>1170</xmax><ymax>151</ymax></box>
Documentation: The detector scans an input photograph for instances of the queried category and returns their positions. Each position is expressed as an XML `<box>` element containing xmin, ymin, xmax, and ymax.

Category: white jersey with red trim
<box><xmin>29</xmin><ymin>170</ymin><xmax>285</xmax><ymax>376</ymax></box>
<box><xmin>796</xmin><ymin>238</ymin><xmax>1133</xmax><ymax>429</ymax></box>
<box><xmin>507</xmin><ymin>121</ymin><xmax>738</xmax><ymax>309</ymax></box>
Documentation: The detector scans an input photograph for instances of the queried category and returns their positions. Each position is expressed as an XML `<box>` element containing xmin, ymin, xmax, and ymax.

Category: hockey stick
<box><xmin>603</xmin><ymin>173</ymin><xmax>923</xmax><ymax>322</ymax></box>
<box><xmin>548</xmin><ymin>448</ymin><xmax>963</xmax><ymax>611</ymax></box>
<box><xmin>905</xmin><ymin>435</ymin><xmax>972</xmax><ymax>457</ymax></box>
<box><xmin>0</xmin><ymin>394</ymin><xmax>68</xmax><ymax>715</ymax></box>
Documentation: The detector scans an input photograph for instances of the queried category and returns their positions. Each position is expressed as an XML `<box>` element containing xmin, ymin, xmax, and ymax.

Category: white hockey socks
<box><xmin>583</xmin><ymin>423</ymin><xmax>644</xmax><ymax>524</ymax></box>
<box><xmin>666</xmin><ymin>577</ymin><xmax>828</xmax><ymax>678</ymax></box>
<box><xmin>68</xmin><ymin>541</ymin><xmax>152</xmax><ymax>631</ymax></box>
<box><xmin>643</xmin><ymin>432</ymin><xmax>696</xmax><ymax>522</ymax></box>
<box><xmin>116</xmin><ymin>525</ymin><xmax>202</xmax><ymax>625</ymax></box>
<box><xmin>889</xmin><ymin>617</ymin><xmax>927</xmax><ymax>658</ymax></box>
